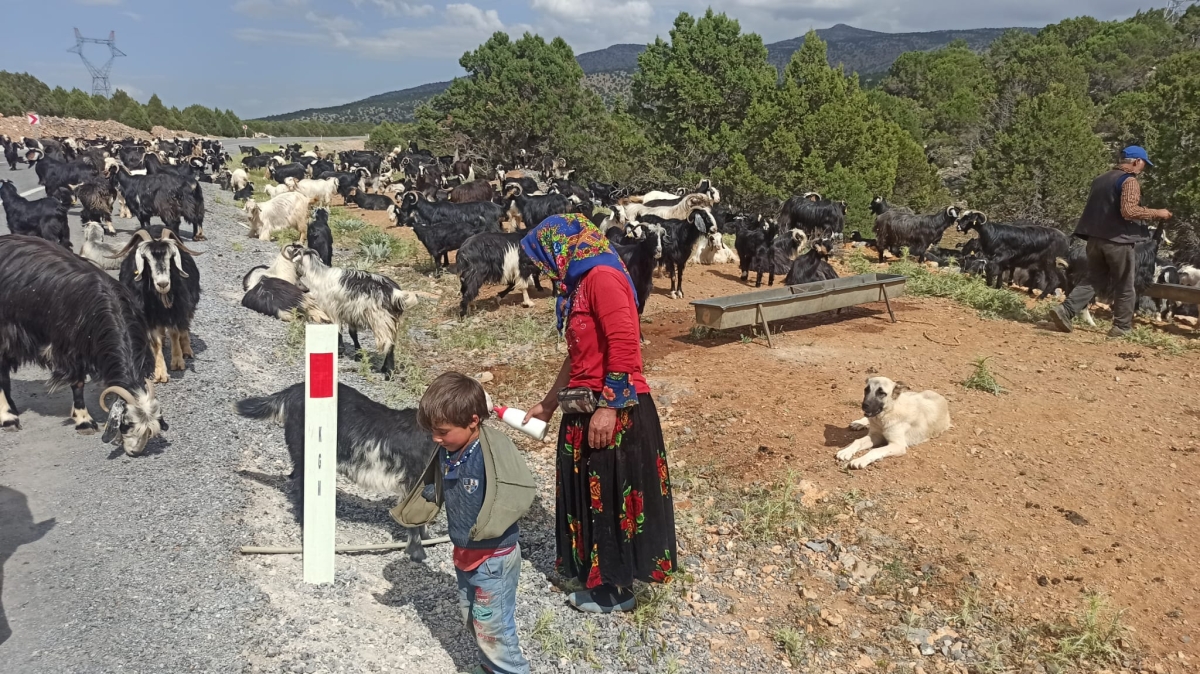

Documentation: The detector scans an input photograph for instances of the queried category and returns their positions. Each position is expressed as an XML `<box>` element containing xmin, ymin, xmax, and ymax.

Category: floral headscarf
<box><xmin>520</xmin><ymin>213</ymin><xmax>637</xmax><ymax>334</ymax></box>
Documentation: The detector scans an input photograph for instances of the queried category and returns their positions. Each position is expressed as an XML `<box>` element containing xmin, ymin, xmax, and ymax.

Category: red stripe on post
<box><xmin>309</xmin><ymin>353</ymin><xmax>334</xmax><ymax>398</ymax></box>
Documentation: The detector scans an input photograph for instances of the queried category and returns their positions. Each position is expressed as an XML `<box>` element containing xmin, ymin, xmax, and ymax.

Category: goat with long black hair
<box><xmin>0</xmin><ymin>235</ymin><xmax>167</xmax><ymax>455</ymax></box>
<box><xmin>116</xmin><ymin>227</ymin><xmax>203</xmax><ymax>383</ymax></box>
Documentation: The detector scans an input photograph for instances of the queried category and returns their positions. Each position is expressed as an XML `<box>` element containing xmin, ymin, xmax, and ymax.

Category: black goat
<box><xmin>503</xmin><ymin>184</ymin><xmax>572</xmax><ymax>230</ymax></box>
<box><xmin>0</xmin><ymin>180</ymin><xmax>72</xmax><ymax>249</ymax></box>
<box><xmin>875</xmin><ymin>204</ymin><xmax>960</xmax><ymax>263</ymax></box>
<box><xmin>241</xmin><ymin>268</ymin><xmax>329</xmax><ymax>323</ymax></box>
<box><xmin>233</xmin><ymin>182</ymin><xmax>255</xmax><ymax>202</ymax></box>
<box><xmin>956</xmin><ymin>211</ymin><xmax>1068</xmax><ymax>298</ymax></box>
<box><xmin>116</xmin><ymin>227</ymin><xmax>202</xmax><ymax>384</ymax></box>
<box><xmin>751</xmin><ymin>228</ymin><xmax>808</xmax><ymax>287</ymax></box>
<box><xmin>3</xmin><ymin>138</ymin><xmax>20</xmax><ymax>171</ymax></box>
<box><xmin>548</xmin><ymin>179</ymin><xmax>591</xmax><ymax>204</ymax></box>
<box><xmin>643</xmin><ymin>209</ymin><xmax>718</xmax><ymax>298</ymax></box>
<box><xmin>39</xmin><ymin>156</ymin><xmax>100</xmax><ymax>196</ymax></box>
<box><xmin>112</xmin><ymin>166</ymin><xmax>207</xmax><ymax>240</ymax></box>
<box><xmin>307</xmin><ymin>208</ymin><xmax>334</xmax><ymax>266</ymax></box>
<box><xmin>447</xmin><ymin>179</ymin><xmax>495</xmax><ymax>204</ymax></box>
<box><xmin>0</xmin><ymin>235</ymin><xmax>166</xmax><ymax>454</ymax></box>
<box><xmin>268</xmin><ymin>161</ymin><xmax>308</xmax><ymax>184</ymax></box>
<box><xmin>734</xmin><ymin>215</ymin><xmax>773</xmax><ymax>282</ymax></box>
<box><xmin>785</xmin><ymin>239</ymin><xmax>839</xmax><ymax>286</ymax></box>
<box><xmin>613</xmin><ymin>225</ymin><xmax>662</xmax><ymax>317</ymax></box>
<box><xmin>779</xmin><ymin>193</ymin><xmax>846</xmax><ymax>240</ymax></box>
<box><xmin>394</xmin><ymin>191</ymin><xmax>503</xmax><ymax>231</ymax></box>
<box><xmin>455</xmin><ymin>231</ymin><xmax>544</xmax><ymax>316</ymax></box>
<box><xmin>347</xmin><ymin>189</ymin><xmax>394</xmax><ymax>211</ymax></box>
<box><xmin>236</xmin><ymin>382</ymin><xmax>435</xmax><ymax>561</ymax></box>
<box><xmin>73</xmin><ymin>176</ymin><xmax>119</xmax><ymax>234</ymax></box>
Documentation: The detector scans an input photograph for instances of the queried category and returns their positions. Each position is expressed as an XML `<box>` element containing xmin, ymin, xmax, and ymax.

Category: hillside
<box><xmin>260</xmin><ymin>23</ymin><xmax>1036</xmax><ymax>124</ymax></box>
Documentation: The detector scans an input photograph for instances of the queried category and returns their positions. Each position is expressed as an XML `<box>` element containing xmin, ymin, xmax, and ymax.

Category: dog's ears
<box><xmin>891</xmin><ymin>381</ymin><xmax>910</xmax><ymax>398</ymax></box>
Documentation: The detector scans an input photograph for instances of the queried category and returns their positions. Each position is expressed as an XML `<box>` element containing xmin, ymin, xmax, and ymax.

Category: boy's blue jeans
<box><xmin>455</xmin><ymin>544</ymin><xmax>530</xmax><ymax>674</ymax></box>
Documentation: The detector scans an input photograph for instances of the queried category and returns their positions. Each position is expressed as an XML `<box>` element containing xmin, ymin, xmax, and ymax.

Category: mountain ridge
<box><xmin>257</xmin><ymin>23</ymin><xmax>1037</xmax><ymax>123</ymax></box>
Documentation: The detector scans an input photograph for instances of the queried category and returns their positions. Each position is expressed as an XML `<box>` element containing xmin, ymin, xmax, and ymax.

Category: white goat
<box><xmin>264</xmin><ymin>183</ymin><xmax>292</xmax><ymax>198</ymax></box>
<box><xmin>283</xmin><ymin>176</ymin><xmax>338</xmax><ymax>208</ymax></box>
<box><xmin>244</xmin><ymin>192</ymin><xmax>312</xmax><ymax>243</ymax></box>
<box><xmin>285</xmin><ymin>244</ymin><xmax>417</xmax><ymax>377</ymax></box>
<box><xmin>79</xmin><ymin>221</ymin><xmax>129</xmax><ymax>270</ymax></box>
<box><xmin>229</xmin><ymin>168</ymin><xmax>249</xmax><ymax>192</ymax></box>
<box><xmin>619</xmin><ymin>193</ymin><xmax>714</xmax><ymax>223</ymax></box>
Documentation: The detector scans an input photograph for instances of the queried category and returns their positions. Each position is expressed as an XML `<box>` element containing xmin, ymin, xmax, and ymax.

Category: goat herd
<box><xmin>1</xmin><ymin>132</ymin><xmax>1199</xmax><ymax>468</ymax></box>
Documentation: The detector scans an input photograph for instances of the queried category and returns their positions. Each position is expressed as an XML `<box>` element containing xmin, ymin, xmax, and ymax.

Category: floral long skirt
<box><xmin>555</xmin><ymin>393</ymin><xmax>678</xmax><ymax>589</ymax></box>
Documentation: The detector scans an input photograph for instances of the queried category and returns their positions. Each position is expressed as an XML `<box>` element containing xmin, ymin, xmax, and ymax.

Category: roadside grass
<box><xmin>773</xmin><ymin>627</ymin><xmax>806</xmax><ymax>667</ymax></box>
<box><xmin>277</xmin><ymin>310</ymin><xmax>307</xmax><ymax>363</ymax></box>
<box><xmin>438</xmin><ymin>311</ymin><xmax>556</xmax><ymax>354</ymax></box>
<box><xmin>1040</xmin><ymin>594</ymin><xmax>1128</xmax><ymax>668</ymax></box>
<box><xmin>962</xmin><ymin>357</ymin><xmax>1005</xmax><ymax>395</ymax></box>
<box><xmin>739</xmin><ymin>471</ymin><xmax>836</xmax><ymax>542</ymax></box>
<box><xmin>847</xmin><ymin>248</ymin><xmax>1200</xmax><ymax>355</ymax></box>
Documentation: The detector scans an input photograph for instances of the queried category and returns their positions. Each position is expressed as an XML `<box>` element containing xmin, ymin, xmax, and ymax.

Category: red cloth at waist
<box><xmin>565</xmin><ymin>266</ymin><xmax>649</xmax><ymax>395</ymax></box>
<box><xmin>453</xmin><ymin>544</ymin><xmax>516</xmax><ymax>572</ymax></box>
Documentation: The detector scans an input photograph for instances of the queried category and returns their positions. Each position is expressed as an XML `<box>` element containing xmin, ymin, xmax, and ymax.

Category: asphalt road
<box><xmin>0</xmin><ymin>166</ymin><xmax>272</xmax><ymax>672</ymax></box>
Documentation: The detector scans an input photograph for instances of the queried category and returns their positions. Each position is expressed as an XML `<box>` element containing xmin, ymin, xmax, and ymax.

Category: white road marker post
<box><xmin>304</xmin><ymin>324</ymin><xmax>339</xmax><ymax>584</ymax></box>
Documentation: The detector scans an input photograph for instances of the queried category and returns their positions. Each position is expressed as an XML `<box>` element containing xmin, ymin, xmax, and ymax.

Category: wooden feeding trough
<box><xmin>1143</xmin><ymin>282</ymin><xmax>1200</xmax><ymax>329</ymax></box>
<box><xmin>689</xmin><ymin>273</ymin><xmax>908</xmax><ymax>347</ymax></box>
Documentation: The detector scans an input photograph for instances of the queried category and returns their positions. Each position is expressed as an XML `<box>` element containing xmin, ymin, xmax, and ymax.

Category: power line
<box><xmin>67</xmin><ymin>28</ymin><xmax>126</xmax><ymax>98</ymax></box>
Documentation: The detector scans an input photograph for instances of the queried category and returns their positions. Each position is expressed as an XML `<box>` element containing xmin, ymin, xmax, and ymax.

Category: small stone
<box><xmin>733</xmin><ymin>568</ymin><xmax>747</xmax><ymax>578</ymax></box>
<box><xmin>474</xmin><ymin>371</ymin><xmax>494</xmax><ymax>383</ymax></box>
<box><xmin>820</xmin><ymin>610</ymin><xmax>844</xmax><ymax>626</ymax></box>
<box><xmin>855</xmin><ymin>654</ymin><xmax>875</xmax><ymax>669</ymax></box>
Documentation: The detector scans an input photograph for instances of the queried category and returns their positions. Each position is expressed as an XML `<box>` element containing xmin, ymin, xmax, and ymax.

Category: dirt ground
<box><xmin>344</xmin><ymin>203</ymin><xmax>1200</xmax><ymax>671</ymax></box>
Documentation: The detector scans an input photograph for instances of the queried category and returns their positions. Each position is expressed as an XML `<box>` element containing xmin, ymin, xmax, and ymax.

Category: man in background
<box><xmin>1049</xmin><ymin>146</ymin><xmax>1172</xmax><ymax>337</ymax></box>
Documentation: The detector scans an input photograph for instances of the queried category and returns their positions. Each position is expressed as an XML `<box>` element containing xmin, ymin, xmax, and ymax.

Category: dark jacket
<box><xmin>391</xmin><ymin>425</ymin><xmax>536</xmax><ymax>544</ymax></box>
<box><xmin>1074</xmin><ymin>169</ymin><xmax>1149</xmax><ymax>244</ymax></box>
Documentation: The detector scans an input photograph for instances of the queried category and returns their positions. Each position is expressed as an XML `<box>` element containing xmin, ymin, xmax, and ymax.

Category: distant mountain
<box><xmin>259</xmin><ymin>23</ymin><xmax>1036</xmax><ymax>124</ymax></box>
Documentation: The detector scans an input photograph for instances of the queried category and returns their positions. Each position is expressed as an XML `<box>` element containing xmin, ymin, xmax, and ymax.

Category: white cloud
<box><xmin>123</xmin><ymin>11</ymin><xmax>142</xmax><ymax>21</ymax></box>
<box><xmin>236</xmin><ymin>2</ymin><xmax>526</xmax><ymax>60</ymax></box>
<box><xmin>232</xmin><ymin>0</ymin><xmax>308</xmax><ymax>19</ymax></box>
<box><xmin>531</xmin><ymin>0</ymin><xmax>653</xmax><ymax>26</ymax></box>
<box><xmin>356</xmin><ymin>0</ymin><xmax>435</xmax><ymax>17</ymax></box>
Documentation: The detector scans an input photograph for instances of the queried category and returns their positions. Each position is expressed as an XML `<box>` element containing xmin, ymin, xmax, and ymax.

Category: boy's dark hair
<box><xmin>417</xmin><ymin>372</ymin><xmax>489</xmax><ymax>430</ymax></box>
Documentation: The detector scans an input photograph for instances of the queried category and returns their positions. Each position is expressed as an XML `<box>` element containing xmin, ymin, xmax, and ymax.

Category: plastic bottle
<box><xmin>493</xmin><ymin>405</ymin><xmax>549</xmax><ymax>442</ymax></box>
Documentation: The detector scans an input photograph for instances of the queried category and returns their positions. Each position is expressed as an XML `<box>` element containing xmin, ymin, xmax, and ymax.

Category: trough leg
<box><xmin>881</xmin><ymin>285</ymin><xmax>897</xmax><ymax>323</ymax></box>
<box><xmin>756</xmin><ymin>304</ymin><xmax>774</xmax><ymax>348</ymax></box>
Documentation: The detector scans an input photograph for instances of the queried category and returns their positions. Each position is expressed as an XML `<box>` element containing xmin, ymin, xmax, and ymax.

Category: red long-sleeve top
<box><xmin>565</xmin><ymin>266</ymin><xmax>650</xmax><ymax>402</ymax></box>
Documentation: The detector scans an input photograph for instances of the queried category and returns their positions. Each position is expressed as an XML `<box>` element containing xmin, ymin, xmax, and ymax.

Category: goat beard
<box><xmin>157</xmin><ymin>290</ymin><xmax>174</xmax><ymax>309</ymax></box>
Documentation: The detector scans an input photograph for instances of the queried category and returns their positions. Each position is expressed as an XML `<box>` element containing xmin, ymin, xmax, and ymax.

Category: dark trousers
<box><xmin>1061</xmin><ymin>238</ymin><xmax>1137</xmax><ymax>331</ymax></box>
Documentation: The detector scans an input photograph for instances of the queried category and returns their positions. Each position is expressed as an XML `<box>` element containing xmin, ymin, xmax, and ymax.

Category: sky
<box><xmin>0</xmin><ymin>0</ymin><xmax>1165</xmax><ymax>119</ymax></box>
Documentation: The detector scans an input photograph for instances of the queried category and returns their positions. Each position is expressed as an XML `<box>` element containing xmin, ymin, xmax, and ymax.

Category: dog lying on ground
<box><xmin>835</xmin><ymin>376</ymin><xmax>951</xmax><ymax>469</ymax></box>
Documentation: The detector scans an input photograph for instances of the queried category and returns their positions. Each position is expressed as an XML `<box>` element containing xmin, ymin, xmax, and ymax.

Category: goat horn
<box><xmin>99</xmin><ymin>385</ymin><xmax>136</xmax><ymax>412</ymax></box>
<box><xmin>108</xmin><ymin>229</ymin><xmax>153</xmax><ymax>259</ymax></box>
<box><xmin>160</xmin><ymin>228</ymin><xmax>201</xmax><ymax>256</ymax></box>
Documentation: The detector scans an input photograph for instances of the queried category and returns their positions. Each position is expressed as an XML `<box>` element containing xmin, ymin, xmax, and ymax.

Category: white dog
<box><xmin>835</xmin><ymin>376</ymin><xmax>950</xmax><ymax>469</ymax></box>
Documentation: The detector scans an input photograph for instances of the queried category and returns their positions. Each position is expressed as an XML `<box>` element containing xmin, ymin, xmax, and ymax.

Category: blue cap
<box><xmin>1122</xmin><ymin>146</ymin><xmax>1153</xmax><ymax>166</ymax></box>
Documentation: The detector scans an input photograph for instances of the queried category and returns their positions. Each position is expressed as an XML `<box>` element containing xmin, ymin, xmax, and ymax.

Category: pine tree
<box><xmin>967</xmin><ymin>88</ymin><xmax>1108</xmax><ymax>226</ymax></box>
<box><xmin>119</xmin><ymin>103</ymin><xmax>152</xmax><ymax>132</ymax></box>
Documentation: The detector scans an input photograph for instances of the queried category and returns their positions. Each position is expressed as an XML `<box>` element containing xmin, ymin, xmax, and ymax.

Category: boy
<box><xmin>392</xmin><ymin>372</ymin><xmax>536</xmax><ymax>674</ymax></box>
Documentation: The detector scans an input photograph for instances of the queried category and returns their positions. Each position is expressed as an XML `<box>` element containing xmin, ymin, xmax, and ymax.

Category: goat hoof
<box><xmin>153</xmin><ymin>373</ymin><xmax>170</xmax><ymax>384</ymax></box>
<box><xmin>1</xmin><ymin>417</ymin><xmax>20</xmax><ymax>431</ymax></box>
<box><xmin>408</xmin><ymin>546</ymin><xmax>427</xmax><ymax>563</ymax></box>
<box><xmin>76</xmin><ymin>423</ymin><xmax>98</xmax><ymax>435</ymax></box>
<box><xmin>193</xmin><ymin>234</ymin><xmax>207</xmax><ymax>242</ymax></box>
<box><xmin>521</xmin><ymin>301</ymin><xmax>534</xmax><ymax>308</ymax></box>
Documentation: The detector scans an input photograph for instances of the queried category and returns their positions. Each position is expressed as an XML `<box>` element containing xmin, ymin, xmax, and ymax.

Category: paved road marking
<box><xmin>19</xmin><ymin>186</ymin><xmax>45</xmax><ymax>197</ymax></box>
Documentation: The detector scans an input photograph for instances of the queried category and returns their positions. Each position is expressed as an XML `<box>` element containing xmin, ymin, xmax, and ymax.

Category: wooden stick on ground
<box><xmin>240</xmin><ymin>535</ymin><xmax>451</xmax><ymax>555</ymax></box>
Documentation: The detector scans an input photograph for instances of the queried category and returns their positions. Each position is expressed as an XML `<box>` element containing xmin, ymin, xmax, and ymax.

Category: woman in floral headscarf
<box><xmin>520</xmin><ymin>213</ymin><xmax>677</xmax><ymax>613</ymax></box>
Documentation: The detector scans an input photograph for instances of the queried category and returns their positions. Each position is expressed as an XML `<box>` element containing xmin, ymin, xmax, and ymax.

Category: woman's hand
<box><xmin>589</xmin><ymin>407</ymin><xmax>617</xmax><ymax>449</ymax></box>
<box><xmin>523</xmin><ymin>400</ymin><xmax>556</xmax><ymax>425</ymax></box>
